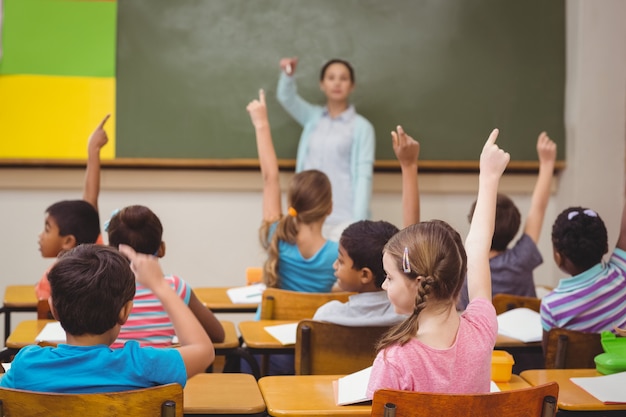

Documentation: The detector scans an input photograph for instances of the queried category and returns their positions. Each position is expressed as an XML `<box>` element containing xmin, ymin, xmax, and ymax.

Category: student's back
<box><xmin>457</xmin><ymin>132</ymin><xmax>556</xmax><ymax>310</ymax></box>
<box><xmin>106</xmin><ymin>205</ymin><xmax>224</xmax><ymax>348</ymax></box>
<box><xmin>247</xmin><ymin>90</ymin><xmax>337</xmax><ymax>294</ymax></box>
<box><xmin>313</xmin><ymin>125</ymin><xmax>421</xmax><ymax>327</ymax></box>
<box><xmin>2</xmin><ymin>244</ymin><xmax>214</xmax><ymax>393</ymax></box>
<box><xmin>540</xmin><ymin>203</ymin><xmax>626</xmax><ymax>345</ymax></box>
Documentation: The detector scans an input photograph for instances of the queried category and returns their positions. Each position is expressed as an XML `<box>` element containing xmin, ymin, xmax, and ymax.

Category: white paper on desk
<box><xmin>35</xmin><ymin>322</ymin><xmax>66</xmax><ymax>343</ymax></box>
<box><xmin>263</xmin><ymin>322</ymin><xmax>297</xmax><ymax>345</ymax></box>
<box><xmin>496</xmin><ymin>308</ymin><xmax>542</xmax><ymax>343</ymax></box>
<box><xmin>570</xmin><ymin>371</ymin><xmax>626</xmax><ymax>404</ymax></box>
<box><xmin>490</xmin><ymin>381</ymin><xmax>500</xmax><ymax>392</ymax></box>
<box><xmin>226</xmin><ymin>283</ymin><xmax>266</xmax><ymax>304</ymax></box>
<box><xmin>335</xmin><ymin>366</ymin><xmax>373</xmax><ymax>406</ymax></box>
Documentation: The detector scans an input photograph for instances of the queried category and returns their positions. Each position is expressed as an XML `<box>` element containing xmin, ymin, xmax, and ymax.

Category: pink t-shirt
<box><xmin>366</xmin><ymin>298</ymin><xmax>497</xmax><ymax>398</ymax></box>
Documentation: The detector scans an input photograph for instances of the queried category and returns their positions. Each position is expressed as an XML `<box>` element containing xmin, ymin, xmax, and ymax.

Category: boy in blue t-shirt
<box><xmin>2</xmin><ymin>244</ymin><xmax>214</xmax><ymax>393</ymax></box>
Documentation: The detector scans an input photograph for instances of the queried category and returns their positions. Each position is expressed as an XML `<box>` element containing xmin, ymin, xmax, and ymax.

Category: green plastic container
<box><xmin>594</xmin><ymin>331</ymin><xmax>626</xmax><ymax>375</ymax></box>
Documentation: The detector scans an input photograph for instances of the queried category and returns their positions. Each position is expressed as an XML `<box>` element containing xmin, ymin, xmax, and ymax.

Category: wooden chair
<box><xmin>259</xmin><ymin>288</ymin><xmax>354</xmax><ymax>320</ymax></box>
<box><xmin>294</xmin><ymin>319</ymin><xmax>390</xmax><ymax>375</ymax></box>
<box><xmin>492</xmin><ymin>293</ymin><xmax>541</xmax><ymax>315</ymax></box>
<box><xmin>544</xmin><ymin>327</ymin><xmax>603</xmax><ymax>369</ymax></box>
<box><xmin>0</xmin><ymin>383</ymin><xmax>183</xmax><ymax>417</ymax></box>
<box><xmin>371</xmin><ymin>382</ymin><xmax>559</xmax><ymax>417</ymax></box>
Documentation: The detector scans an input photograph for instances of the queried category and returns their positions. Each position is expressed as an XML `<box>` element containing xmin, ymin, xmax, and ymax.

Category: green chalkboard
<box><xmin>116</xmin><ymin>0</ymin><xmax>565</xmax><ymax>166</ymax></box>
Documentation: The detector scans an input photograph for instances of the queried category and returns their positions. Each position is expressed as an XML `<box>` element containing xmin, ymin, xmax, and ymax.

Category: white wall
<box><xmin>0</xmin><ymin>0</ymin><xmax>624</xmax><ymax>343</ymax></box>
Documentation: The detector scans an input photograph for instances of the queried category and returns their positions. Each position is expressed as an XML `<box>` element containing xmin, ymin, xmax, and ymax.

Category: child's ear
<box><xmin>48</xmin><ymin>298</ymin><xmax>59</xmax><ymax>320</ymax></box>
<box><xmin>157</xmin><ymin>241</ymin><xmax>166</xmax><ymax>258</ymax></box>
<box><xmin>117</xmin><ymin>300</ymin><xmax>134</xmax><ymax>325</ymax></box>
<box><xmin>61</xmin><ymin>234</ymin><xmax>77</xmax><ymax>250</ymax></box>
<box><xmin>360</xmin><ymin>267</ymin><xmax>374</xmax><ymax>285</ymax></box>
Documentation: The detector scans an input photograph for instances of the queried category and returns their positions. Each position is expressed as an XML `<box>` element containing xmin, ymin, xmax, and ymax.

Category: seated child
<box><xmin>367</xmin><ymin>129</ymin><xmax>509</xmax><ymax>396</ymax></box>
<box><xmin>106</xmin><ymin>205</ymin><xmax>225</xmax><ymax>347</ymax></box>
<box><xmin>457</xmin><ymin>132</ymin><xmax>556</xmax><ymax>310</ymax></box>
<box><xmin>2</xmin><ymin>244</ymin><xmax>214</xmax><ymax>392</ymax></box>
<box><xmin>313</xmin><ymin>126</ymin><xmax>421</xmax><ymax>326</ymax></box>
<box><xmin>540</xmin><ymin>197</ymin><xmax>626</xmax><ymax>348</ymax></box>
<box><xmin>35</xmin><ymin>115</ymin><xmax>110</xmax><ymax>300</ymax></box>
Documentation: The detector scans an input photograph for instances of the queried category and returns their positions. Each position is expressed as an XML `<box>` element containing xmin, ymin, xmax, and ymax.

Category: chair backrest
<box><xmin>544</xmin><ymin>327</ymin><xmax>603</xmax><ymax>369</ymax></box>
<box><xmin>0</xmin><ymin>383</ymin><xmax>183</xmax><ymax>417</ymax></box>
<box><xmin>371</xmin><ymin>382</ymin><xmax>559</xmax><ymax>417</ymax></box>
<box><xmin>260</xmin><ymin>288</ymin><xmax>353</xmax><ymax>320</ymax></box>
<box><xmin>492</xmin><ymin>294</ymin><xmax>541</xmax><ymax>315</ymax></box>
<box><xmin>294</xmin><ymin>319</ymin><xmax>390</xmax><ymax>375</ymax></box>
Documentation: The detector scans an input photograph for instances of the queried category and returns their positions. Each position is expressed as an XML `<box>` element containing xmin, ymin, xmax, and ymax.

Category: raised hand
<box><xmin>88</xmin><ymin>114</ymin><xmax>110</xmax><ymax>154</ymax></box>
<box><xmin>279</xmin><ymin>57</ymin><xmax>298</xmax><ymax>75</ymax></box>
<box><xmin>392</xmin><ymin>125</ymin><xmax>420</xmax><ymax>168</ymax></box>
<box><xmin>118</xmin><ymin>244</ymin><xmax>165</xmax><ymax>291</ymax></box>
<box><xmin>536</xmin><ymin>131</ymin><xmax>557</xmax><ymax>164</ymax></box>
<box><xmin>480</xmin><ymin>128</ymin><xmax>510</xmax><ymax>179</ymax></box>
<box><xmin>246</xmin><ymin>89</ymin><xmax>269</xmax><ymax>129</ymax></box>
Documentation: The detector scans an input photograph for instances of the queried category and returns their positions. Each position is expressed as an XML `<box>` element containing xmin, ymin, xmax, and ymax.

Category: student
<box><xmin>313</xmin><ymin>126</ymin><xmax>420</xmax><ymax>326</ymax></box>
<box><xmin>277</xmin><ymin>57</ymin><xmax>375</xmax><ymax>241</ymax></box>
<box><xmin>1</xmin><ymin>244</ymin><xmax>214</xmax><ymax>392</ymax></box>
<box><xmin>106</xmin><ymin>205</ymin><xmax>225</xmax><ymax>347</ymax></box>
<box><xmin>366</xmin><ymin>129</ymin><xmax>509</xmax><ymax>397</ymax></box>
<box><xmin>457</xmin><ymin>132</ymin><xmax>556</xmax><ymax>310</ymax></box>
<box><xmin>540</xmin><ymin>195</ymin><xmax>626</xmax><ymax>349</ymax></box>
<box><xmin>34</xmin><ymin>115</ymin><xmax>110</xmax><ymax>300</ymax></box>
<box><xmin>248</xmin><ymin>89</ymin><xmax>337</xmax><ymax>294</ymax></box>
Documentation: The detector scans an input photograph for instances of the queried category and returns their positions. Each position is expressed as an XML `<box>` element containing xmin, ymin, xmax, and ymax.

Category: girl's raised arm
<box><xmin>465</xmin><ymin>129</ymin><xmax>510</xmax><ymax>302</ymax></box>
<box><xmin>246</xmin><ymin>89</ymin><xmax>282</xmax><ymax>223</ymax></box>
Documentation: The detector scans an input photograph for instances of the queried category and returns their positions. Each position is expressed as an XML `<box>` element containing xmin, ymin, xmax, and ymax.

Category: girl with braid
<box><xmin>539</xmin><ymin>197</ymin><xmax>626</xmax><ymax>350</ymax></box>
<box><xmin>367</xmin><ymin>129</ymin><xmax>509</xmax><ymax>396</ymax></box>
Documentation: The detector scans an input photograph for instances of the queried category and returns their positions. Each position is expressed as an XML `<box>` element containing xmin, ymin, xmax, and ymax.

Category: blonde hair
<box><xmin>376</xmin><ymin>220</ymin><xmax>467</xmax><ymax>352</ymax></box>
<box><xmin>260</xmin><ymin>170</ymin><xmax>332</xmax><ymax>287</ymax></box>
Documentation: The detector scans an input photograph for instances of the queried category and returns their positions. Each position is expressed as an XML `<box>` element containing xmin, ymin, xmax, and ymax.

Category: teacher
<box><xmin>276</xmin><ymin>57</ymin><xmax>375</xmax><ymax>241</ymax></box>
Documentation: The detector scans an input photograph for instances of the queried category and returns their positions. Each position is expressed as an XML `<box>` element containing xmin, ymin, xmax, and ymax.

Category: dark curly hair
<box><xmin>551</xmin><ymin>206</ymin><xmax>608</xmax><ymax>271</ymax></box>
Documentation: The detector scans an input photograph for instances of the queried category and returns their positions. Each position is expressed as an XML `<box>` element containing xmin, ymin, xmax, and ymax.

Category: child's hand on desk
<box><xmin>118</xmin><ymin>244</ymin><xmax>166</xmax><ymax>292</ymax></box>
<box><xmin>88</xmin><ymin>114</ymin><xmax>110</xmax><ymax>154</ymax></box>
<box><xmin>246</xmin><ymin>89</ymin><xmax>269</xmax><ymax>129</ymax></box>
<box><xmin>391</xmin><ymin>125</ymin><xmax>419</xmax><ymax>168</ymax></box>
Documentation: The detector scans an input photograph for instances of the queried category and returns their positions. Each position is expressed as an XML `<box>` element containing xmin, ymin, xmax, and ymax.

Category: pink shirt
<box><xmin>366</xmin><ymin>298</ymin><xmax>497</xmax><ymax>398</ymax></box>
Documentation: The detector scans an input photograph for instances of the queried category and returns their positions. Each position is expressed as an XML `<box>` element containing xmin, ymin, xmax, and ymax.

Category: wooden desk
<box><xmin>238</xmin><ymin>320</ymin><xmax>297</xmax><ymax>353</ymax></box>
<box><xmin>184</xmin><ymin>373</ymin><xmax>265</xmax><ymax>416</ymax></box>
<box><xmin>520</xmin><ymin>369</ymin><xmax>626</xmax><ymax>414</ymax></box>
<box><xmin>195</xmin><ymin>287</ymin><xmax>259</xmax><ymax>313</ymax></box>
<box><xmin>2</xmin><ymin>285</ymin><xmax>38</xmax><ymax>341</ymax></box>
<box><xmin>6</xmin><ymin>319</ymin><xmax>240</xmax><ymax>355</ymax></box>
<box><xmin>258</xmin><ymin>374</ymin><xmax>530</xmax><ymax>417</ymax></box>
<box><xmin>495</xmin><ymin>333</ymin><xmax>541</xmax><ymax>349</ymax></box>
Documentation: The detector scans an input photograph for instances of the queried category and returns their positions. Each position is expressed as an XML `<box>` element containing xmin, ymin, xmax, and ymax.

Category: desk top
<box><xmin>194</xmin><ymin>286</ymin><xmax>258</xmax><ymax>313</ymax></box>
<box><xmin>258</xmin><ymin>374</ymin><xmax>530</xmax><ymax>417</ymax></box>
<box><xmin>6</xmin><ymin>320</ymin><xmax>239</xmax><ymax>352</ymax></box>
<box><xmin>3</xmin><ymin>285</ymin><xmax>38</xmax><ymax>308</ymax></box>
<box><xmin>184</xmin><ymin>373</ymin><xmax>265</xmax><ymax>415</ymax></box>
<box><xmin>495</xmin><ymin>333</ymin><xmax>542</xmax><ymax>349</ymax></box>
<box><xmin>520</xmin><ymin>369</ymin><xmax>626</xmax><ymax>411</ymax></box>
<box><xmin>238</xmin><ymin>320</ymin><xmax>296</xmax><ymax>349</ymax></box>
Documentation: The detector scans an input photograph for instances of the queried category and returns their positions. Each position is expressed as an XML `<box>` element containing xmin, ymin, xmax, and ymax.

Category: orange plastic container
<box><xmin>491</xmin><ymin>350</ymin><xmax>515</xmax><ymax>382</ymax></box>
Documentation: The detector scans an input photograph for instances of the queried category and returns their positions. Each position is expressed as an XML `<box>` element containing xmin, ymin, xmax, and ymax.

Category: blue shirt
<box><xmin>0</xmin><ymin>341</ymin><xmax>186</xmax><ymax>393</ymax></box>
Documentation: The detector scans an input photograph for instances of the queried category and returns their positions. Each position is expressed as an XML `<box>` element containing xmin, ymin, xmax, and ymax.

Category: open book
<box><xmin>264</xmin><ymin>322</ymin><xmax>298</xmax><ymax>345</ymax></box>
<box><xmin>570</xmin><ymin>371</ymin><xmax>626</xmax><ymax>404</ymax></box>
<box><xmin>35</xmin><ymin>321</ymin><xmax>66</xmax><ymax>343</ymax></box>
<box><xmin>496</xmin><ymin>308</ymin><xmax>543</xmax><ymax>343</ymax></box>
<box><xmin>333</xmin><ymin>367</ymin><xmax>503</xmax><ymax>406</ymax></box>
<box><xmin>226</xmin><ymin>283</ymin><xmax>266</xmax><ymax>304</ymax></box>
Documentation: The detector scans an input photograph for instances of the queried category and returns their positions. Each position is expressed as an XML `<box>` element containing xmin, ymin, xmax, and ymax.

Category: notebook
<box><xmin>35</xmin><ymin>322</ymin><xmax>66</xmax><ymax>343</ymax></box>
<box><xmin>570</xmin><ymin>371</ymin><xmax>626</xmax><ymax>404</ymax></box>
<box><xmin>226</xmin><ymin>283</ymin><xmax>266</xmax><ymax>304</ymax></box>
<box><xmin>264</xmin><ymin>322</ymin><xmax>298</xmax><ymax>345</ymax></box>
<box><xmin>496</xmin><ymin>308</ymin><xmax>543</xmax><ymax>343</ymax></box>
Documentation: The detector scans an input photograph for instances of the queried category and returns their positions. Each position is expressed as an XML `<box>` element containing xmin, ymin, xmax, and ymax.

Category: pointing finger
<box><xmin>484</xmin><ymin>128</ymin><xmax>499</xmax><ymax>149</ymax></box>
<box><xmin>97</xmin><ymin>114</ymin><xmax>111</xmax><ymax>129</ymax></box>
<box><xmin>259</xmin><ymin>89</ymin><xmax>266</xmax><ymax>105</ymax></box>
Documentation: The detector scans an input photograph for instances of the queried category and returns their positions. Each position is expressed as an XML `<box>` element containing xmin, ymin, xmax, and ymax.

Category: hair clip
<box><xmin>567</xmin><ymin>209</ymin><xmax>598</xmax><ymax>221</ymax></box>
<box><xmin>402</xmin><ymin>247</ymin><xmax>411</xmax><ymax>273</ymax></box>
<box><xmin>103</xmin><ymin>208</ymin><xmax>121</xmax><ymax>232</ymax></box>
<box><xmin>287</xmin><ymin>207</ymin><xmax>298</xmax><ymax>217</ymax></box>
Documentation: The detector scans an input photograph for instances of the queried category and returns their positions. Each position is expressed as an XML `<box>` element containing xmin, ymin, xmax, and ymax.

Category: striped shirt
<box><xmin>111</xmin><ymin>275</ymin><xmax>191</xmax><ymax>348</ymax></box>
<box><xmin>540</xmin><ymin>248</ymin><xmax>626</xmax><ymax>333</ymax></box>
